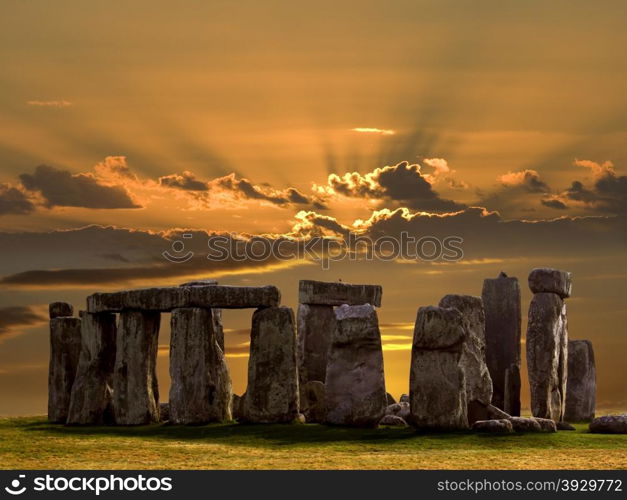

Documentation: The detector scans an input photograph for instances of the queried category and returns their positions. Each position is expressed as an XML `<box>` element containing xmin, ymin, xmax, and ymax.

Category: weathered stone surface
<box><xmin>534</xmin><ymin>417</ymin><xmax>557</xmax><ymax>432</ymax></box>
<box><xmin>399</xmin><ymin>394</ymin><xmax>409</xmax><ymax>403</ymax></box>
<box><xmin>240</xmin><ymin>307</ymin><xmax>299</xmax><ymax>423</ymax></box>
<box><xmin>409</xmin><ymin>306</ymin><xmax>468</xmax><ymax>430</ymax></box>
<box><xmin>49</xmin><ymin>302</ymin><xmax>74</xmax><ymax>319</ymax></box>
<box><xmin>526</xmin><ymin>292</ymin><xmax>568</xmax><ymax>421</ymax></box>
<box><xmin>113</xmin><ymin>311</ymin><xmax>161</xmax><ymax>425</ymax></box>
<box><xmin>509</xmin><ymin>417</ymin><xmax>542</xmax><ymax>432</ymax></box>
<box><xmin>467</xmin><ymin>401</ymin><xmax>512</xmax><ymax>423</ymax></box>
<box><xmin>297</xmin><ymin>304</ymin><xmax>335</xmax><ymax>392</ymax></box>
<box><xmin>412</xmin><ymin>306</ymin><xmax>466</xmax><ymax>349</ymax></box>
<box><xmin>87</xmin><ymin>285</ymin><xmax>281</xmax><ymax>313</ymax></box>
<box><xmin>589</xmin><ymin>415</ymin><xmax>627</xmax><ymax>434</ymax></box>
<box><xmin>159</xmin><ymin>402</ymin><xmax>170</xmax><ymax>422</ymax></box>
<box><xmin>169</xmin><ymin>308</ymin><xmax>232</xmax><ymax>424</ymax></box>
<box><xmin>504</xmin><ymin>364</ymin><xmax>521</xmax><ymax>416</ymax></box>
<box><xmin>325</xmin><ymin>304</ymin><xmax>387</xmax><ymax>427</ymax></box>
<box><xmin>385</xmin><ymin>402</ymin><xmax>410</xmax><ymax>421</ymax></box>
<box><xmin>529</xmin><ymin>268</ymin><xmax>572</xmax><ymax>299</ymax></box>
<box><xmin>231</xmin><ymin>394</ymin><xmax>242</xmax><ymax>421</ymax></box>
<box><xmin>486</xmin><ymin>404</ymin><xmax>511</xmax><ymax>420</ymax></box>
<box><xmin>386</xmin><ymin>393</ymin><xmax>396</xmax><ymax>405</ymax></box>
<box><xmin>472</xmin><ymin>419</ymin><xmax>513</xmax><ymax>433</ymax></box>
<box><xmin>565</xmin><ymin>340</ymin><xmax>596</xmax><ymax>422</ymax></box>
<box><xmin>48</xmin><ymin>317</ymin><xmax>82</xmax><ymax>423</ymax></box>
<box><xmin>556</xmin><ymin>421</ymin><xmax>576</xmax><ymax>431</ymax></box>
<box><xmin>482</xmin><ymin>272</ymin><xmax>521</xmax><ymax>414</ymax></box>
<box><xmin>379</xmin><ymin>415</ymin><xmax>408</xmax><ymax>427</ymax></box>
<box><xmin>438</xmin><ymin>294</ymin><xmax>493</xmax><ymax>421</ymax></box>
<box><xmin>300</xmin><ymin>381</ymin><xmax>326</xmax><ymax>423</ymax></box>
<box><xmin>179</xmin><ymin>279</ymin><xmax>224</xmax><ymax>351</ymax></box>
<box><xmin>299</xmin><ymin>280</ymin><xmax>382</xmax><ymax>307</ymax></box>
<box><xmin>67</xmin><ymin>312</ymin><xmax>117</xmax><ymax>425</ymax></box>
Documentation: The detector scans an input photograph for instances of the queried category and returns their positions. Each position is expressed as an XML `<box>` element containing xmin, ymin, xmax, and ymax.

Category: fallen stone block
<box><xmin>385</xmin><ymin>402</ymin><xmax>410</xmax><ymax>421</ymax></box>
<box><xmin>481</xmin><ymin>272</ymin><xmax>521</xmax><ymax>414</ymax></box>
<box><xmin>48</xmin><ymin>317</ymin><xmax>82</xmax><ymax>423</ymax></box>
<box><xmin>299</xmin><ymin>280</ymin><xmax>382</xmax><ymax>307</ymax></box>
<box><xmin>67</xmin><ymin>312</ymin><xmax>117</xmax><ymax>425</ymax></box>
<box><xmin>508</xmin><ymin>417</ymin><xmax>542</xmax><ymax>432</ymax></box>
<box><xmin>87</xmin><ymin>285</ymin><xmax>281</xmax><ymax>312</ymax></box>
<box><xmin>169</xmin><ymin>308</ymin><xmax>232</xmax><ymax>424</ymax></box>
<box><xmin>113</xmin><ymin>311</ymin><xmax>161</xmax><ymax>425</ymax></box>
<box><xmin>533</xmin><ymin>417</ymin><xmax>557</xmax><ymax>432</ymax></box>
<box><xmin>379</xmin><ymin>415</ymin><xmax>408</xmax><ymax>427</ymax></box>
<box><xmin>528</xmin><ymin>268</ymin><xmax>572</xmax><ymax>298</ymax></box>
<box><xmin>565</xmin><ymin>340</ymin><xmax>596</xmax><ymax>422</ymax></box>
<box><xmin>325</xmin><ymin>304</ymin><xmax>387</xmax><ymax>427</ymax></box>
<box><xmin>240</xmin><ymin>307</ymin><xmax>299</xmax><ymax>423</ymax></box>
<box><xmin>589</xmin><ymin>415</ymin><xmax>627</xmax><ymax>434</ymax></box>
<box><xmin>472</xmin><ymin>419</ymin><xmax>513</xmax><ymax>433</ymax></box>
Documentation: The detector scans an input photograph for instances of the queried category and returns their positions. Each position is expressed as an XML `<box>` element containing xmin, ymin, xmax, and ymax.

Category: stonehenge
<box><xmin>482</xmin><ymin>272</ymin><xmax>521</xmax><ymax>415</ymax></box>
<box><xmin>324</xmin><ymin>304</ymin><xmax>387</xmax><ymax>427</ymax></box>
<box><xmin>526</xmin><ymin>268</ymin><xmax>571</xmax><ymax>421</ymax></box>
<box><xmin>564</xmin><ymin>340</ymin><xmax>596</xmax><ymax>422</ymax></box>
<box><xmin>48</xmin><ymin>266</ymin><xmax>605</xmax><ymax>434</ymax></box>
<box><xmin>409</xmin><ymin>306</ymin><xmax>468</xmax><ymax>430</ymax></box>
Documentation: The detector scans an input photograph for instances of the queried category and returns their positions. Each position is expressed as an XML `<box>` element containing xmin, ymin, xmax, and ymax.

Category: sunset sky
<box><xmin>0</xmin><ymin>0</ymin><xmax>625</xmax><ymax>415</ymax></box>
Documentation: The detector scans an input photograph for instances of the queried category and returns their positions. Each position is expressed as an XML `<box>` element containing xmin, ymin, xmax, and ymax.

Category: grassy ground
<box><xmin>0</xmin><ymin>417</ymin><xmax>625</xmax><ymax>470</ymax></box>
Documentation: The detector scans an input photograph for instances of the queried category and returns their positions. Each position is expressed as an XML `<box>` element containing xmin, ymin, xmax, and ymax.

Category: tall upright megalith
<box><xmin>169</xmin><ymin>308</ymin><xmax>232</xmax><ymax>424</ymax></box>
<box><xmin>481</xmin><ymin>272</ymin><xmax>521</xmax><ymax>415</ymax></box>
<box><xmin>438</xmin><ymin>295</ymin><xmax>493</xmax><ymax>423</ymax></box>
<box><xmin>67</xmin><ymin>311</ymin><xmax>117</xmax><ymax>424</ymax></box>
<box><xmin>409</xmin><ymin>306</ymin><xmax>468</xmax><ymax>430</ymax></box>
<box><xmin>48</xmin><ymin>304</ymin><xmax>82</xmax><ymax>423</ymax></box>
<box><xmin>113</xmin><ymin>311</ymin><xmax>161</xmax><ymax>425</ymax></box>
<box><xmin>565</xmin><ymin>340</ymin><xmax>596</xmax><ymax>422</ymax></box>
<box><xmin>297</xmin><ymin>303</ymin><xmax>336</xmax><ymax>392</ymax></box>
<box><xmin>526</xmin><ymin>268</ymin><xmax>571</xmax><ymax>421</ymax></box>
<box><xmin>240</xmin><ymin>306</ymin><xmax>299</xmax><ymax>423</ymax></box>
<box><xmin>179</xmin><ymin>279</ymin><xmax>225</xmax><ymax>351</ymax></box>
<box><xmin>324</xmin><ymin>304</ymin><xmax>387</xmax><ymax>427</ymax></box>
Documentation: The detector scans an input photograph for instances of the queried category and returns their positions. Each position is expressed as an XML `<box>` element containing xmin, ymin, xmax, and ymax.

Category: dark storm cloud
<box><xmin>158</xmin><ymin>171</ymin><xmax>208</xmax><ymax>191</ymax></box>
<box><xmin>0</xmin><ymin>306</ymin><xmax>47</xmax><ymax>337</ymax></box>
<box><xmin>0</xmin><ymin>183</ymin><xmax>35</xmax><ymax>215</ymax></box>
<box><xmin>323</xmin><ymin>162</ymin><xmax>466</xmax><ymax>212</ymax></box>
<box><xmin>19</xmin><ymin>165</ymin><xmax>140</xmax><ymax>209</ymax></box>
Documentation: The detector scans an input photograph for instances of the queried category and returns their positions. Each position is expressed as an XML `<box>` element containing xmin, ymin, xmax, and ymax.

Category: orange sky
<box><xmin>0</xmin><ymin>0</ymin><xmax>625</xmax><ymax>415</ymax></box>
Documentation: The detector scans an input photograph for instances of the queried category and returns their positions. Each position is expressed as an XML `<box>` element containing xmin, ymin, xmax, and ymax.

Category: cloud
<box><xmin>19</xmin><ymin>165</ymin><xmax>141</xmax><ymax>209</ymax></box>
<box><xmin>351</xmin><ymin>127</ymin><xmax>396</xmax><ymax>136</ymax></box>
<box><xmin>0</xmin><ymin>183</ymin><xmax>35</xmax><ymax>215</ymax></box>
<box><xmin>26</xmin><ymin>100</ymin><xmax>72</xmax><ymax>108</ymax></box>
<box><xmin>541</xmin><ymin>198</ymin><xmax>568</xmax><ymax>210</ymax></box>
<box><xmin>545</xmin><ymin>160</ymin><xmax>627</xmax><ymax>214</ymax></box>
<box><xmin>0</xmin><ymin>306</ymin><xmax>47</xmax><ymax>342</ymax></box>
<box><xmin>159</xmin><ymin>171</ymin><xmax>209</xmax><ymax>191</ymax></box>
<box><xmin>316</xmin><ymin>161</ymin><xmax>466</xmax><ymax>212</ymax></box>
<box><xmin>498</xmin><ymin>169</ymin><xmax>550</xmax><ymax>193</ymax></box>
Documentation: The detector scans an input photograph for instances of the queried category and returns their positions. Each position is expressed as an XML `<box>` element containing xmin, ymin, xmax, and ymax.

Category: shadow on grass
<box><xmin>11</xmin><ymin>417</ymin><xmax>609</xmax><ymax>451</ymax></box>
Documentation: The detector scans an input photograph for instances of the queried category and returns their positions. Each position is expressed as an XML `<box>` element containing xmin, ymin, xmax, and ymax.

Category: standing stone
<box><xmin>297</xmin><ymin>304</ymin><xmax>335</xmax><ymax>390</ymax></box>
<box><xmin>240</xmin><ymin>307</ymin><xmax>299</xmax><ymax>423</ymax></box>
<box><xmin>113</xmin><ymin>311</ymin><xmax>161</xmax><ymax>425</ymax></box>
<box><xmin>49</xmin><ymin>302</ymin><xmax>74</xmax><ymax>319</ymax></box>
<box><xmin>482</xmin><ymin>272</ymin><xmax>521</xmax><ymax>415</ymax></box>
<box><xmin>169</xmin><ymin>308</ymin><xmax>232</xmax><ymax>424</ymax></box>
<box><xmin>565</xmin><ymin>340</ymin><xmax>596</xmax><ymax>422</ymax></box>
<box><xmin>504</xmin><ymin>364</ymin><xmax>521</xmax><ymax>416</ymax></box>
<box><xmin>179</xmin><ymin>280</ymin><xmax>224</xmax><ymax>351</ymax></box>
<box><xmin>528</xmin><ymin>268</ymin><xmax>572</xmax><ymax>298</ymax></box>
<box><xmin>48</xmin><ymin>316</ymin><xmax>82</xmax><ymax>423</ymax></box>
<box><xmin>67</xmin><ymin>312</ymin><xmax>117</xmax><ymax>425</ymax></box>
<box><xmin>438</xmin><ymin>295</ymin><xmax>492</xmax><ymax>424</ymax></box>
<box><xmin>409</xmin><ymin>306</ymin><xmax>468</xmax><ymax>430</ymax></box>
<box><xmin>526</xmin><ymin>292</ymin><xmax>568</xmax><ymax>421</ymax></box>
<box><xmin>325</xmin><ymin>304</ymin><xmax>387</xmax><ymax>427</ymax></box>
<box><xmin>301</xmin><ymin>380</ymin><xmax>326</xmax><ymax>423</ymax></box>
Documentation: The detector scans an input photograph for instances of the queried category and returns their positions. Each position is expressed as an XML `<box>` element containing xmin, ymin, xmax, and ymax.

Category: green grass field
<box><xmin>1</xmin><ymin>417</ymin><xmax>625</xmax><ymax>470</ymax></box>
